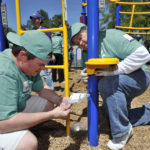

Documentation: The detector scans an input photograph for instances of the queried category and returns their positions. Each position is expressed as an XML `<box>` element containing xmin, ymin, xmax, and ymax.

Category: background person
<box><xmin>135</xmin><ymin>34</ymin><xmax>145</xmax><ymax>45</ymax></box>
<box><xmin>51</xmin><ymin>31</ymin><xmax>64</xmax><ymax>83</ymax></box>
<box><xmin>69</xmin><ymin>22</ymin><xmax>150</xmax><ymax>150</ymax></box>
<box><xmin>0</xmin><ymin>30</ymin><xmax>70</xmax><ymax>150</ymax></box>
<box><xmin>30</xmin><ymin>12</ymin><xmax>55</xmax><ymax>91</ymax></box>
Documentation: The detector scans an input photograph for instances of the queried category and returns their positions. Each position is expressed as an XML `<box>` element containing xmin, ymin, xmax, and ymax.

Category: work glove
<box><xmin>81</xmin><ymin>68</ymin><xmax>88</xmax><ymax>84</ymax></box>
<box><xmin>69</xmin><ymin>93</ymin><xmax>90</xmax><ymax>104</ymax></box>
<box><xmin>95</xmin><ymin>70</ymin><xmax>118</xmax><ymax>76</ymax></box>
<box><xmin>95</xmin><ymin>65</ymin><xmax>118</xmax><ymax>76</ymax></box>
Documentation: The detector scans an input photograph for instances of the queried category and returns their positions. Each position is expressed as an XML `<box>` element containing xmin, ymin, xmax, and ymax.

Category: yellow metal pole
<box><xmin>116</xmin><ymin>2</ymin><xmax>150</xmax><ymax>5</ymax></box>
<box><xmin>62</xmin><ymin>0</ymin><xmax>70</xmax><ymax>136</ymax></box>
<box><xmin>20</xmin><ymin>27</ymin><xmax>64</xmax><ymax>34</ymax></box>
<box><xmin>108</xmin><ymin>0</ymin><xmax>120</xmax><ymax>3</ymax></box>
<box><xmin>82</xmin><ymin>3</ymin><xmax>87</xmax><ymax>7</ymax></box>
<box><xmin>126</xmin><ymin>32</ymin><xmax>150</xmax><ymax>35</ymax></box>
<box><xmin>115</xmin><ymin>26</ymin><xmax>150</xmax><ymax>30</ymax></box>
<box><xmin>120</xmin><ymin>12</ymin><xmax>150</xmax><ymax>15</ymax></box>
<box><xmin>15</xmin><ymin>0</ymin><xmax>22</xmax><ymax>35</ymax></box>
<box><xmin>128</xmin><ymin>5</ymin><xmax>135</xmax><ymax>33</ymax></box>
<box><xmin>45</xmin><ymin>65</ymin><xmax>64</xmax><ymax>69</ymax></box>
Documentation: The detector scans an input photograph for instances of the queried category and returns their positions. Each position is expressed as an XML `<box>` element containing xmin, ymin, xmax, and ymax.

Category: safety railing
<box><xmin>109</xmin><ymin>0</ymin><xmax>150</xmax><ymax>35</ymax></box>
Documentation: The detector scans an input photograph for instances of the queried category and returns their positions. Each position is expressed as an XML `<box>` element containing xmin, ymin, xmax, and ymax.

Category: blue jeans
<box><xmin>40</xmin><ymin>69</ymin><xmax>55</xmax><ymax>91</ymax></box>
<box><xmin>98</xmin><ymin>69</ymin><xmax>150</xmax><ymax>138</ymax></box>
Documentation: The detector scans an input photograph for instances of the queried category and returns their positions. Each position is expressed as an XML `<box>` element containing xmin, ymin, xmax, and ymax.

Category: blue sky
<box><xmin>2</xmin><ymin>0</ymin><xmax>83</xmax><ymax>31</ymax></box>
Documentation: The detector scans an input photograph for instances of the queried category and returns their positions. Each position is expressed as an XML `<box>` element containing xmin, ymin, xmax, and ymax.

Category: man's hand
<box><xmin>50</xmin><ymin>105</ymin><xmax>70</xmax><ymax>119</ymax></box>
<box><xmin>59</xmin><ymin>97</ymin><xmax>71</xmax><ymax>107</ymax></box>
<box><xmin>81</xmin><ymin>68</ymin><xmax>88</xmax><ymax>84</ymax></box>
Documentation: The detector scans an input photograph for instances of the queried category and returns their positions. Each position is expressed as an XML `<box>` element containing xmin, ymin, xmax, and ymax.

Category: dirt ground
<box><xmin>31</xmin><ymin>67</ymin><xmax>150</xmax><ymax>150</ymax></box>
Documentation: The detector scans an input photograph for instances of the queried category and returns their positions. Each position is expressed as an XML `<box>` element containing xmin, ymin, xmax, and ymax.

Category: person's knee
<box><xmin>99</xmin><ymin>80</ymin><xmax>113</xmax><ymax>98</ymax></box>
<box><xmin>99</xmin><ymin>77</ymin><xmax>119</xmax><ymax>98</ymax></box>
<box><xmin>16</xmin><ymin>131</ymin><xmax>38</xmax><ymax>150</ymax></box>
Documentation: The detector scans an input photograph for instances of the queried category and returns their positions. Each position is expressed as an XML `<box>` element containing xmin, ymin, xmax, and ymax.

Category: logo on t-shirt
<box><xmin>23</xmin><ymin>81</ymin><xmax>29</xmax><ymax>93</ymax></box>
<box><xmin>123</xmin><ymin>34</ymin><xmax>134</xmax><ymax>42</ymax></box>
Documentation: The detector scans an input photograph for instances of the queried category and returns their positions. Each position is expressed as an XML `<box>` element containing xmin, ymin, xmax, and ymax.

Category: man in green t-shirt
<box><xmin>69</xmin><ymin>22</ymin><xmax>150</xmax><ymax>150</ymax></box>
<box><xmin>30</xmin><ymin>12</ymin><xmax>55</xmax><ymax>91</ymax></box>
<box><xmin>0</xmin><ymin>30</ymin><xmax>70</xmax><ymax>150</ymax></box>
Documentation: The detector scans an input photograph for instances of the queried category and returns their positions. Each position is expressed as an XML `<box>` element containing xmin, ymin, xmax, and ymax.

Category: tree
<box><xmin>21</xmin><ymin>20</ymin><xmax>33</xmax><ymax>30</ymax></box>
<box><xmin>38</xmin><ymin>9</ymin><xmax>52</xmax><ymax>28</ymax></box>
<box><xmin>100</xmin><ymin>0</ymin><xmax>150</xmax><ymax>40</ymax></box>
<box><xmin>51</xmin><ymin>14</ymin><xmax>62</xmax><ymax>27</ymax></box>
<box><xmin>3</xmin><ymin>26</ymin><xmax>16</xmax><ymax>35</ymax></box>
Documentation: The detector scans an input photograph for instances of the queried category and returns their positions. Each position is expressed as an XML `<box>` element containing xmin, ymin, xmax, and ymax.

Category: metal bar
<box><xmin>15</xmin><ymin>0</ymin><xmax>21</xmax><ymax>35</ymax></box>
<box><xmin>20</xmin><ymin>27</ymin><xmax>64</xmax><ymax>34</ymax></box>
<box><xmin>82</xmin><ymin>0</ymin><xmax>87</xmax><ymax>24</ymax></box>
<box><xmin>116</xmin><ymin>4</ymin><xmax>121</xmax><ymax>26</ymax></box>
<box><xmin>120</xmin><ymin>11</ymin><xmax>150</xmax><ymax>15</ymax></box>
<box><xmin>116</xmin><ymin>2</ymin><xmax>150</xmax><ymax>5</ymax></box>
<box><xmin>0</xmin><ymin>0</ymin><xmax>5</xmax><ymax>51</ymax></box>
<box><xmin>115</xmin><ymin>26</ymin><xmax>150</xmax><ymax>30</ymax></box>
<box><xmin>62</xmin><ymin>0</ymin><xmax>70</xmax><ymax>137</ymax></box>
<box><xmin>87</xmin><ymin>0</ymin><xmax>99</xmax><ymax>147</ymax></box>
<box><xmin>126</xmin><ymin>32</ymin><xmax>150</xmax><ymax>35</ymax></box>
<box><xmin>45</xmin><ymin>65</ymin><xmax>64</xmax><ymax>69</ymax></box>
<box><xmin>129</xmin><ymin>5</ymin><xmax>135</xmax><ymax>33</ymax></box>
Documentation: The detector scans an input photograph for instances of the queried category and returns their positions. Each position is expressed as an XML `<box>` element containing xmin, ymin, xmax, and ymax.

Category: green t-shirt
<box><xmin>99</xmin><ymin>29</ymin><xmax>148</xmax><ymax>71</ymax></box>
<box><xmin>0</xmin><ymin>49</ymin><xmax>44</xmax><ymax>120</ymax></box>
<box><xmin>52</xmin><ymin>36</ymin><xmax>63</xmax><ymax>54</ymax></box>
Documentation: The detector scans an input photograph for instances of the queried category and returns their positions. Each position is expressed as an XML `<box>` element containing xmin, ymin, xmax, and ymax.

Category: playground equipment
<box><xmin>14</xmin><ymin>0</ymin><xmax>150</xmax><ymax>148</ymax></box>
<box><xmin>109</xmin><ymin>0</ymin><xmax>150</xmax><ymax>35</ymax></box>
<box><xmin>15</xmin><ymin>0</ymin><xmax>70</xmax><ymax>136</ymax></box>
<box><xmin>79</xmin><ymin>0</ymin><xmax>88</xmax><ymax>69</ymax></box>
<box><xmin>78</xmin><ymin>0</ymin><xmax>119</xmax><ymax>147</ymax></box>
<box><xmin>0</xmin><ymin>0</ymin><xmax>5</xmax><ymax>52</ymax></box>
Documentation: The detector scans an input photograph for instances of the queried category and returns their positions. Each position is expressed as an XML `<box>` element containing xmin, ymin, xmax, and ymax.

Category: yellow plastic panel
<box><xmin>85</xmin><ymin>58</ymin><xmax>119</xmax><ymax>75</ymax></box>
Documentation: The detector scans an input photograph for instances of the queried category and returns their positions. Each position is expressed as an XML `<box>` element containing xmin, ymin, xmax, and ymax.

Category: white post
<box><xmin>64</xmin><ymin>0</ymin><xmax>68</xmax><ymax>22</ymax></box>
<box><xmin>99</xmin><ymin>0</ymin><xmax>105</xmax><ymax>13</ymax></box>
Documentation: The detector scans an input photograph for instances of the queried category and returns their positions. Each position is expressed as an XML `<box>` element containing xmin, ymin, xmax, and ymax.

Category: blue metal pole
<box><xmin>82</xmin><ymin>0</ymin><xmax>86</xmax><ymax>24</ymax></box>
<box><xmin>87</xmin><ymin>0</ymin><xmax>99</xmax><ymax>147</ymax></box>
<box><xmin>0</xmin><ymin>0</ymin><xmax>5</xmax><ymax>52</ymax></box>
<box><xmin>116</xmin><ymin>4</ymin><xmax>121</xmax><ymax>26</ymax></box>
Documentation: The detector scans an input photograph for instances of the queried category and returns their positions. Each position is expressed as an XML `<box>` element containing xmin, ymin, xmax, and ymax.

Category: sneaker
<box><xmin>107</xmin><ymin>124</ymin><xmax>133</xmax><ymax>150</ymax></box>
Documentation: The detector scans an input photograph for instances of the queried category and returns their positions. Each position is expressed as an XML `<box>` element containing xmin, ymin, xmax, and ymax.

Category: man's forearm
<box><xmin>0</xmin><ymin>111</ymin><xmax>54</xmax><ymax>133</ymax></box>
